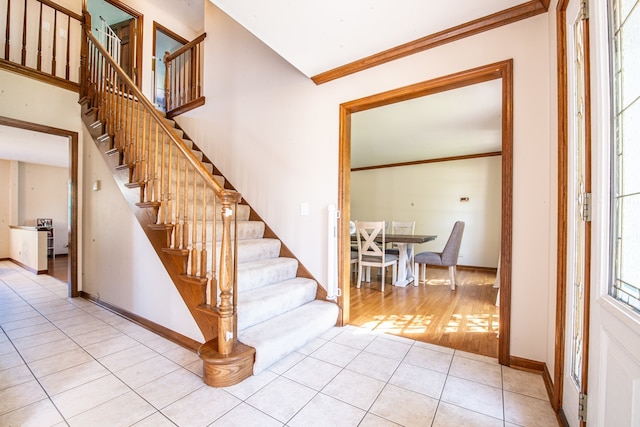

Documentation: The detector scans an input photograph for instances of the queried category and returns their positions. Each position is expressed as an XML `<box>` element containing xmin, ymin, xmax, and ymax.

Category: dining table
<box><xmin>351</xmin><ymin>233</ymin><xmax>437</xmax><ymax>287</ymax></box>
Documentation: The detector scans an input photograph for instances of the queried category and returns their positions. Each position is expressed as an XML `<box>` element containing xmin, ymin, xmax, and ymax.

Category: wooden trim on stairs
<box><xmin>79</xmin><ymin>291</ymin><xmax>202</xmax><ymax>351</ymax></box>
<box><xmin>166</xmin><ymin>96</ymin><xmax>205</xmax><ymax>119</ymax></box>
<box><xmin>0</xmin><ymin>58</ymin><xmax>80</xmax><ymax>92</ymax></box>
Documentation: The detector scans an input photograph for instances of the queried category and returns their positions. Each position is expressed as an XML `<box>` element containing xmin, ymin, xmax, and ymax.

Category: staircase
<box><xmin>80</xmin><ymin>22</ymin><xmax>338</xmax><ymax>386</ymax></box>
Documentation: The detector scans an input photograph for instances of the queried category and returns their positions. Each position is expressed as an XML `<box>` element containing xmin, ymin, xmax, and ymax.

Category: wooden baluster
<box><xmin>208</xmin><ymin>183</ymin><xmax>217</xmax><ymax>303</ymax></box>
<box><xmin>149</xmin><ymin>118</ymin><xmax>157</xmax><ymax>205</ymax></box>
<box><xmin>52</xmin><ymin>11</ymin><xmax>57</xmax><ymax>76</ymax></box>
<box><xmin>21</xmin><ymin>0</ymin><xmax>27</xmax><ymax>65</ymax></box>
<box><xmin>125</xmin><ymin>86</ymin><xmax>132</xmax><ymax>165</ymax></box>
<box><xmin>138</xmin><ymin>105</ymin><xmax>146</xmax><ymax>188</ymax></box>
<box><xmin>166</xmin><ymin>135</ymin><xmax>173</xmax><ymax>230</ymax></box>
<box><xmin>190</xmin><ymin>46</ymin><xmax>196</xmax><ymax>101</ymax></box>
<box><xmin>119</xmin><ymin>80</ymin><xmax>125</xmax><ymax>151</ymax></box>
<box><xmin>182</xmin><ymin>155</ymin><xmax>189</xmax><ymax>250</ymax></box>
<box><xmin>101</xmin><ymin>55</ymin><xmax>108</xmax><ymax>131</ymax></box>
<box><xmin>134</xmin><ymin>96</ymin><xmax>141</xmax><ymax>183</ymax></box>
<box><xmin>173</xmin><ymin>148</ymin><xmax>181</xmax><ymax>248</ymax></box>
<box><xmin>189</xmin><ymin>168</ymin><xmax>198</xmax><ymax>276</ymax></box>
<box><xmin>4</xmin><ymin>0</ymin><xmax>10</xmax><ymax>60</ymax></box>
<box><xmin>108</xmin><ymin>63</ymin><xmax>116</xmax><ymax>139</ymax></box>
<box><xmin>80</xmin><ymin>13</ymin><xmax>89</xmax><ymax>99</ymax></box>
<box><xmin>201</xmin><ymin>177</ymin><xmax>208</xmax><ymax>280</ymax></box>
<box><xmin>65</xmin><ymin>15</ymin><xmax>70</xmax><ymax>80</ymax></box>
<box><xmin>37</xmin><ymin>2</ymin><xmax>43</xmax><ymax>70</ymax></box>
<box><xmin>154</xmin><ymin>124</ymin><xmax>160</xmax><ymax>206</ymax></box>
<box><xmin>231</xmin><ymin>199</ymin><xmax>238</xmax><ymax>341</ymax></box>
<box><xmin>196</xmin><ymin>43</ymin><xmax>202</xmax><ymax>99</ymax></box>
<box><xmin>181</xmin><ymin>54</ymin><xmax>186</xmax><ymax>104</ymax></box>
<box><xmin>143</xmin><ymin>111</ymin><xmax>151</xmax><ymax>202</ymax></box>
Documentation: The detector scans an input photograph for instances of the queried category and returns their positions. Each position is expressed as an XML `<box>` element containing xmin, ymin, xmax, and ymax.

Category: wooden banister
<box><xmin>82</xmin><ymin>23</ymin><xmax>243</xmax><ymax>360</ymax></box>
<box><xmin>1</xmin><ymin>0</ymin><xmax>82</xmax><ymax>89</ymax></box>
<box><xmin>163</xmin><ymin>33</ymin><xmax>206</xmax><ymax>117</ymax></box>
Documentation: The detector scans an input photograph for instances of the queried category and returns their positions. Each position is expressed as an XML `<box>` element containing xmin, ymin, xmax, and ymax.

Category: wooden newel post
<box><xmin>80</xmin><ymin>10</ymin><xmax>91</xmax><ymax>99</ymax></box>
<box><xmin>217</xmin><ymin>191</ymin><xmax>241</xmax><ymax>355</ymax></box>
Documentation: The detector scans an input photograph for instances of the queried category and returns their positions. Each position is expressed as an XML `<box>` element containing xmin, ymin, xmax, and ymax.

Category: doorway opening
<box><xmin>0</xmin><ymin>116</ymin><xmax>78</xmax><ymax>297</ymax></box>
<box><xmin>87</xmin><ymin>0</ymin><xmax>143</xmax><ymax>87</ymax></box>
<box><xmin>152</xmin><ymin>22</ymin><xmax>188</xmax><ymax>111</ymax></box>
<box><xmin>338</xmin><ymin>60</ymin><xmax>513</xmax><ymax>364</ymax></box>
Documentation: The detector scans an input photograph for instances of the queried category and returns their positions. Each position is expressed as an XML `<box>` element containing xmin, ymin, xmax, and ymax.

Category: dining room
<box><xmin>344</xmin><ymin>72</ymin><xmax>506</xmax><ymax>359</ymax></box>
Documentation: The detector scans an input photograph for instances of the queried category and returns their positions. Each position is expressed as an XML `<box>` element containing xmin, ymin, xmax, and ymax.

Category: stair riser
<box><xmin>237</xmin><ymin>279</ymin><xmax>318</xmax><ymax>331</ymax></box>
<box><xmin>236</xmin><ymin>258</ymin><xmax>299</xmax><ymax>292</ymax></box>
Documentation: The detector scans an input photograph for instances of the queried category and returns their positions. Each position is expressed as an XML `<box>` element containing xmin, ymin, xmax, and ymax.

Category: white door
<box><xmin>583</xmin><ymin>0</ymin><xmax>640</xmax><ymax>425</ymax></box>
<box><xmin>563</xmin><ymin>0</ymin><xmax>590</xmax><ymax>424</ymax></box>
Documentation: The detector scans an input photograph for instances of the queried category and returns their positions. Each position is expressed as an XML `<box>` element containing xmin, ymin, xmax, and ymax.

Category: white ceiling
<box><xmin>210</xmin><ymin>0</ymin><xmax>527</xmax><ymax>77</ymax></box>
<box><xmin>0</xmin><ymin>125</ymin><xmax>69</xmax><ymax>168</ymax></box>
<box><xmin>351</xmin><ymin>79</ymin><xmax>503</xmax><ymax>169</ymax></box>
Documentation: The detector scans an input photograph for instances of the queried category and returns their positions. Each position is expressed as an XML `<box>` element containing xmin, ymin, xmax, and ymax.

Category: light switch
<box><xmin>93</xmin><ymin>180</ymin><xmax>101</xmax><ymax>191</ymax></box>
<box><xmin>300</xmin><ymin>202</ymin><xmax>309</xmax><ymax>216</ymax></box>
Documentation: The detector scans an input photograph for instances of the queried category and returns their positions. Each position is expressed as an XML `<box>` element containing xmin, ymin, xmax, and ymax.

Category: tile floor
<box><xmin>0</xmin><ymin>261</ymin><xmax>559</xmax><ymax>426</ymax></box>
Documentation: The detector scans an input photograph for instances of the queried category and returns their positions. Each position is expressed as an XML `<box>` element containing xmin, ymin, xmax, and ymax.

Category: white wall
<box><xmin>81</xmin><ymin>127</ymin><xmax>203</xmax><ymax>342</ymax></box>
<box><xmin>17</xmin><ymin>162</ymin><xmax>69</xmax><ymax>255</ymax></box>
<box><xmin>0</xmin><ymin>69</ymin><xmax>83</xmax><ymax>274</ymax></box>
<box><xmin>351</xmin><ymin>156</ymin><xmax>502</xmax><ymax>268</ymax></box>
<box><xmin>175</xmin><ymin>3</ymin><xmax>554</xmax><ymax>364</ymax></box>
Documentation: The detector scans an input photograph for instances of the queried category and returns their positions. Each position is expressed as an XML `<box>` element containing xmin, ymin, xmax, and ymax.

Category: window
<box><xmin>610</xmin><ymin>0</ymin><xmax>640</xmax><ymax>313</ymax></box>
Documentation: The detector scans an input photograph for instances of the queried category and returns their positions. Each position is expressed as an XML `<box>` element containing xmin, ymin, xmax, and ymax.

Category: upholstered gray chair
<box><xmin>414</xmin><ymin>221</ymin><xmax>465</xmax><ymax>290</ymax></box>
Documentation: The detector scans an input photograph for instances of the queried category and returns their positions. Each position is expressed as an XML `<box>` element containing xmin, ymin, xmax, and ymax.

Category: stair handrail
<box><xmin>164</xmin><ymin>32</ymin><xmax>206</xmax><ymax>63</ymax></box>
<box><xmin>81</xmin><ymin>14</ymin><xmax>242</xmax><ymax>356</ymax></box>
<box><xmin>164</xmin><ymin>33</ymin><xmax>206</xmax><ymax>116</ymax></box>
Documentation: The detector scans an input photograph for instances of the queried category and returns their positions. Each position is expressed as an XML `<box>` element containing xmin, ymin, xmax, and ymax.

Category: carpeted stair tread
<box><xmin>237</xmin><ymin>257</ymin><xmax>299</xmax><ymax>292</ymax></box>
<box><xmin>239</xmin><ymin>300</ymin><xmax>339</xmax><ymax>374</ymax></box>
<box><xmin>237</xmin><ymin>277</ymin><xmax>318</xmax><ymax>331</ymax></box>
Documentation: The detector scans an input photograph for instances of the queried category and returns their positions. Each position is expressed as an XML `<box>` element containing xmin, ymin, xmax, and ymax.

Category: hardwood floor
<box><xmin>349</xmin><ymin>265</ymin><xmax>500</xmax><ymax>358</ymax></box>
<box><xmin>47</xmin><ymin>255</ymin><xmax>69</xmax><ymax>283</ymax></box>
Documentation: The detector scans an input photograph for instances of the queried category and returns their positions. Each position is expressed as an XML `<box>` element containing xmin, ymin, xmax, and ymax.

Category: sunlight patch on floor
<box><xmin>362</xmin><ymin>314</ymin><xmax>434</xmax><ymax>334</ymax></box>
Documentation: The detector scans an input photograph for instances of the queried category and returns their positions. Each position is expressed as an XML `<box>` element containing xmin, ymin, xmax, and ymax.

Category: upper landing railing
<box><xmin>1</xmin><ymin>0</ymin><xmax>81</xmax><ymax>91</ymax></box>
<box><xmin>163</xmin><ymin>32</ymin><xmax>205</xmax><ymax>117</ymax></box>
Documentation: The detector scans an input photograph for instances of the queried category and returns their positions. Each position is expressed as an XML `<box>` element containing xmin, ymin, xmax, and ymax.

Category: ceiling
<box><xmin>210</xmin><ymin>0</ymin><xmax>527</xmax><ymax>78</ymax></box>
<box><xmin>351</xmin><ymin>79</ymin><xmax>503</xmax><ymax>169</ymax></box>
<box><xmin>1</xmin><ymin>0</ymin><xmax>526</xmax><ymax>168</ymax></box>
<box><xmin>0</xmin><ymin>125</ymin><xmax>69</xmax><ymax>168</ymax></box>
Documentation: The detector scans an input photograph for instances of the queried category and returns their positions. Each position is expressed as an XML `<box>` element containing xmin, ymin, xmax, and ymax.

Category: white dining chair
<box><xmin>385</xmin><ymin>221</ymin><xmax>416</xmax><ymax>255</ymax></box>
<box><xmin>355</xmin><ymin>221</ymin><xmax>398</xmax><ymax>292</ymax></box>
